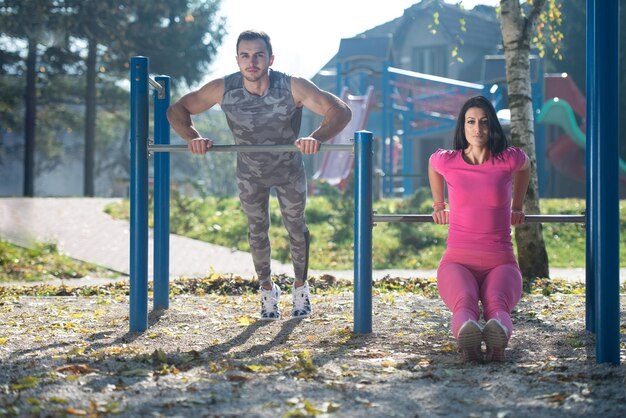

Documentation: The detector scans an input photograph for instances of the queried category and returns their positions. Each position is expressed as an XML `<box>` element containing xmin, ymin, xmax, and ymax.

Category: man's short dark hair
<box><xmin>236</xmin><ymin>30</ymin><xmax>273</xmax><ymax>57</ymax></box>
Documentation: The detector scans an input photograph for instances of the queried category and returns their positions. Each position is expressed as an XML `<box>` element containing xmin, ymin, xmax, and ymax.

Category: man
<box><xmin>167</xmin><ymin>30</ymin><xmax>352</xmax><ymax>320</ymax></box>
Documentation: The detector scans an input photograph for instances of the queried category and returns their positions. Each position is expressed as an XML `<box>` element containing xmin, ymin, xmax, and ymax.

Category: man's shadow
<box><xmin>201</xmin><ymin>317</ymin><xmax>304</xmax><ymax>360</ymax></box>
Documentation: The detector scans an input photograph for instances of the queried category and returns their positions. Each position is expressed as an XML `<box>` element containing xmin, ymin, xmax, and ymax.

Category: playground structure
<box><xmin>311</xmin><ymin>53</ymin><xmax>541</xmax><ymax>197</ymax></box>
<box><xmin>130</xmin><ymin>0</ymin><xmax>620</xmax><ymax>363</ymax></box>
<box><xmin>538</xmin><ymin>74</ymin><xmax>626</xmax><ymax>186</ymax></box>
<box><xmin>312</xmin><ymin>44</ymin><xmax>626</xmax><ymax>200</ymax></box>
<box><xmin>380</xmin><ymin>66</ymin><xmax>507</xmax><ymax>197</ymax></box>
<box><xmin>311</xmin><ymin>86</ymin><xmax>374</xmax><ymax>192</ymax></box>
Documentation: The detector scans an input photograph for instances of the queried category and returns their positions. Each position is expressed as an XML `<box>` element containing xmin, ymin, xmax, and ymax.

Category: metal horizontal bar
<box><xmin>372</xmin><ymin>214</ymin><xmax>586</xmax><ymax>224</ymax></box>
<box><xmin>148</xmin><ymin>143</ymin><xmax>354</xmax><ymax>153</ymax></box>
<box><xmin>148</xmin><ymin>77</ymin><xmax>164</xmax><ymax>94</ymax></box>
<box><xmin>382</xmin><ymin>173</ymin><xmax>425</xmax><ymax>178</ymax></box>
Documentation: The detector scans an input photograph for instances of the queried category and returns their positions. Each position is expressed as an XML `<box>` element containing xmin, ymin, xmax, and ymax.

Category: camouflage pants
<box><xmin>237</xmin><ymin>170</ymin><xmax>310</xmax><ymax>287</ymax></box>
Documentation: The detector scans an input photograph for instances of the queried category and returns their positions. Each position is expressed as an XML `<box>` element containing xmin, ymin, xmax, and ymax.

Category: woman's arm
<box><xmin>428</xmin><ymin>162</ymin><xmax>449</xmax><ymax>225</ymax></box>
<box><xmin>511</xmin><ymin>154</ymin><xmax>531</xmax><ymax>225</ymax></box>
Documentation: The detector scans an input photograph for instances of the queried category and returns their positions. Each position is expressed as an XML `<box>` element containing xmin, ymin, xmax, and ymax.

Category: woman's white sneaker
<box><xmin>483</xmin><ymin>318</ymin><xmax>509</xmax><ymax>362</ymax></box>
<box><xmin>457</xmin><ymin>319</ymin><xmax>483</xmax><ymax>362</ymax></box>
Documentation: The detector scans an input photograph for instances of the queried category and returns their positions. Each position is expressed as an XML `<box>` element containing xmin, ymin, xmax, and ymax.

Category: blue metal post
<box><xmin>153</xmin><ymin>76</ymin><xmax>171</xmax><ymax>310</ymax></box>
<box><xmin>584</xmin><ymin>0</ymin><xmax>596</xmax><ymax>334</ymax></box>
<box><xmin>130</xmin><ymin>56</ymin><xmax>149</xmax><ymax>332</ymax></box>
<box><xmin>589</xmin><ymin>0</ymin><xmax>620</xmax><ymax>365</ymax></box>
<box><xmin>354</xmin><ymin>131</ymin><xmax>373</xmax><ymax>334</ymax></box>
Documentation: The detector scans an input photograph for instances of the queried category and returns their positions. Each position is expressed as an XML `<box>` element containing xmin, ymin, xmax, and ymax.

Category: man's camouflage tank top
<box><xmin>221</xmin><ymin>69</ymin><xmax>304</xmax><ymax>178</ymax></box>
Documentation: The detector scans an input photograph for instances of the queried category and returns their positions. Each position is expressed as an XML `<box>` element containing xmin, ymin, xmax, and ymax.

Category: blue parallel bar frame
<box><xmin>130</xmin><ymin>56</ymin><xmax>149</xmax><ymax>332</ymax></box>
<box><xmin>153</xmin><ymin>76</ymin><xmax>171</xmax><ymax>310</ymax></box>
<box><xmin>589</xmin><ymin>0</ymin><xmax>620</xmax><ymax>365</ymax></box>
<box><xmin>354</xmin><ymin>131</ymin><xmax>373</xmax><ymax>334</ymax></box>
<box><xmin>584</xmin><ymin>0</ymin><xmax>596</xmax><ymax>334</ymax></box>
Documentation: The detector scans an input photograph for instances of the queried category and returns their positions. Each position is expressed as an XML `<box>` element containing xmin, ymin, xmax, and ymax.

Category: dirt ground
<box><xmin>0</xmin><ymin>275</ymin><xmax>625</xmax><ymax>418</ymax></box>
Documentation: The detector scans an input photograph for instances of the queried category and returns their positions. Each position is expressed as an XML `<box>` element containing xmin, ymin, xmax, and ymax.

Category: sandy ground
<box><xmin>0</xmin><ymin>278</ymin><xmax>625</xmax><ymax>418</ymax></box>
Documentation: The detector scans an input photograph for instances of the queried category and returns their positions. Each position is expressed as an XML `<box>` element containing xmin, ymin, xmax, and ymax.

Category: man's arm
<box><xmin>291</xmin><ymin>76</ymin><xmax>352</xmax><ymax>154</ymax></box>
<box><xmin>166</xmin><ymin>78</ymin><xmax>224</xmax><ymax>154</ymax></box>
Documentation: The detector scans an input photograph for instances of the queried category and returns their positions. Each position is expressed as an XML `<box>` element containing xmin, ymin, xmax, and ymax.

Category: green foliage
<box><xmin>0</xmin><ymin>0</ymin><xmax>228</xmax><ymax>193</ymax></box>
<box><xmin>534</xmin><ymin>199</ymin><xmax>587</xmax><ymax>267</ymax></box>
<box><xmin>106</xmin><ymin>193</ymin><xmax>626</xmax><ymax>271</ymax></box>
<box><xmin>0</xmin><ymin>240</ymin><xmax>114</xmax><ymax>282</ymax></box>
<box><xmin>168</xmin><ymin>109</ymin><xmax>238</xmax><ymax>197</ymax></box>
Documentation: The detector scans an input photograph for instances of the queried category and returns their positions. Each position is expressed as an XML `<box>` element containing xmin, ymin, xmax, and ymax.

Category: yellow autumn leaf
<box><xmin>243</xmin><ymin>364</ymin><xmax>264</xmax><ymax>373</ymax></box>
<box><xmin>237</xmin><ymin>316</ymin><xmax>254</xmax><ymax>326</ymax></box>
<box><xmin>10</xmin><ymin>376</ymin><xmax>39</xmax><ymax>391</ymax></box>
<box><xmin>440</xmin><ymin>342</ymin><xmax>457</xmax><ymax>353</ymax></box>
<box><xmin>49</xmin><ymin>396</ymin><xmax>68</xmax><ymax>404</ymax></box>
<box><xmin>67</xmin><ymin>347</ymin><xmax>86</xmax><ymax>356</ymax></box>
<box><xmin>303</xmin><ymin>399</ymin><xmax>322</xmax><ymax>414</ymax></box>
<box><xmin>323</xmin><ymin>401</ymin><xmax>341</xmax><ymax>412</ymax></box>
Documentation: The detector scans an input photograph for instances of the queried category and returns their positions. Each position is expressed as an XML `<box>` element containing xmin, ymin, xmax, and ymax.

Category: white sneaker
<box><xmin>483</xmin><ymin>318</ymin><xmax>509</xmax><ymax>362</ymax></box>
<box><xmin>457</xmin><ymin>319</ymin><xmax>483</xmax><ymax>362</ymax></box>
<box><xmin>291</xmin><ymin>282</ymin><xmax>312</xmax><ymax>318</ymax></box>
<box><xmin>259</xmin><ymin>283</ymin><xmax>281</xmax><ymax>321</ymax></box>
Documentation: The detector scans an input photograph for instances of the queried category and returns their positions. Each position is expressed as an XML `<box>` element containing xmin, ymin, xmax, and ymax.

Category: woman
<box><xmin>428</xmin><ymin>95</ymin><xmax>530</xmax><ymax>362</ymax></box>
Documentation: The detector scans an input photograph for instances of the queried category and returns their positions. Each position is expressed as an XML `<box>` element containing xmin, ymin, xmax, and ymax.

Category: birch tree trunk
<box><xmin>499</xmin><ymin>0</ymin><xmax>550</xmax><ymax>280</ymax></box>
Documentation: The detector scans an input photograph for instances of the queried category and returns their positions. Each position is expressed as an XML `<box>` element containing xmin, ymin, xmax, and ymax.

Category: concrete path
<box><xmin>0</xmin><ymin>197</ymin><xmax>622</xmax><ymax>284</ymax></box>
<box><xmin>0</xmin><ymin>197</ymin><xmax>292</xmax><ymax>280</ymax></box>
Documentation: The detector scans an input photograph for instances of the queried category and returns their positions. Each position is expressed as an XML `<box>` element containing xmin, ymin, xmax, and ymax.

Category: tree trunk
<box><xmin>499</xmin><ymin>0</ymin><xmax>550</xmax><ymax>280</ymax></box>
<box><xmin>23</xmin><ymin>38</ymin><xmax>37</xmax><ymax>197</ymax></box>
<box><xmin>84</xmin><ymin>37</ymin><xmax>97</xmax><ymax>196</ymax></box>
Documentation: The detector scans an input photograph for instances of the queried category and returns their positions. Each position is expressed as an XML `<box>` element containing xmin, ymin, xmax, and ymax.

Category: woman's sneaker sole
<box><xmin>484</xmin><ymin>319</ymin><xmax>508</xmax><ymax>362</ymax></box>
<box><xmin>457</xmin><ymin>320</ymin><xmax>483</xmax><ymax>362</ymax></box>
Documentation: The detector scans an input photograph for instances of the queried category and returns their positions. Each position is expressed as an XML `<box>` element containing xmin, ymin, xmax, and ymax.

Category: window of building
<box><xmin>412</xmin><ymin>46</ymin><xmax>447</xmax><ymax>77</ymax></box>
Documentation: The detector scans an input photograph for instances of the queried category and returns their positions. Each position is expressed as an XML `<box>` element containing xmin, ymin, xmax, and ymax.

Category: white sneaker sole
<box><xmin>458</xmin><ymin>320</ymin><xmax>483</xmax><ymax>362</ymax></box>
<box><xmin>484</xmin><ymin>319</ymin><xmax>508</xmax><ymax>362</ymax></box>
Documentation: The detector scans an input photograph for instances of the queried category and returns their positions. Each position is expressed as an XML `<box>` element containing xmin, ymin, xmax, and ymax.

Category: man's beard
<box><xmin>243</xmin><ymin>71</ymin><xmax>264</xmax><ymax>83</ymax></box>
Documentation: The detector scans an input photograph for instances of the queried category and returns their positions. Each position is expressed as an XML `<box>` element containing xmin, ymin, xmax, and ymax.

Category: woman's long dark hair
<box><xmin>452</xmin><ymin>95</ymin><xmax>510</xmax><ymax>160</ymax></box>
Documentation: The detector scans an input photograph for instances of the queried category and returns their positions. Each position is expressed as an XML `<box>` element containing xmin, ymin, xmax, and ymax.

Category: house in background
<box><xmin>303</xmin><ymin>0</ymin><xmax>587</xmax><ymax>199</ymax></box>
<box><xmin>301</xmin><ymin>0</ymin><xmax>503</xmax><ymax>197</ymax></box>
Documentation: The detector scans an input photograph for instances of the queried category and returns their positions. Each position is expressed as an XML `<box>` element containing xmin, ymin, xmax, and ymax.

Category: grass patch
<box><xmin>105</xmin><ymin>191</ymin><xmax>626</xmax><ymax>270</ymax></box>
<box><xmin>0</xmin><ymin>240</ymin><xmax>117</xmax><ymax>283</ymax></box>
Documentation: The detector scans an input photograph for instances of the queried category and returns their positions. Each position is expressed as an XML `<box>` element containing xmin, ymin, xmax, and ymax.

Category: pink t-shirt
<box><xmin>429</xmin><ymin>147</ymin><xmax>527</xmax><ymax>251</ymax></box>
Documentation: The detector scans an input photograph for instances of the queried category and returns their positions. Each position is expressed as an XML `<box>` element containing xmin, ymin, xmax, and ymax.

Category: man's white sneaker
<box><xmin>291</xmin><ymin>282</ymin><xmax>312</xmax><ymax>318</ymax></box>
<box><xmin>259</xmin><ymin>283</ymin><xmax>281</xmax><ymax>321</ymax></box>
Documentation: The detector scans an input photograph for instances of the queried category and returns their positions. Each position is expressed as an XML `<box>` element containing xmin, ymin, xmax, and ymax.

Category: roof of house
<box><xmin>317</xmin><ymin>0</ymin><xmax>500</xmax><ymax>71</ymax></box>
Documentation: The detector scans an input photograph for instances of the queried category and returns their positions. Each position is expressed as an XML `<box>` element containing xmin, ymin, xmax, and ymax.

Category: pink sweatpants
<box><xmin>437</xmin><ymin>247</ymin><xmax>522</xmax><ymax>340</ymax></box>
